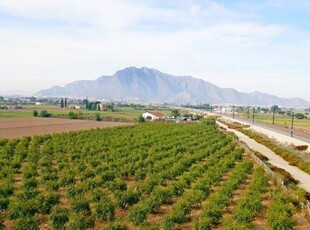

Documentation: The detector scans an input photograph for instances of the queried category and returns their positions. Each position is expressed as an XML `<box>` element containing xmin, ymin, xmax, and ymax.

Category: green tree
<box><xmin>64</xmin><ymin>98</ymin><xmax>67</xmax><ymax>108</ymax></box>
<box><xmin>33</xmin><ymin>110</ymin><xmax>38</xmax><ymax>117</ymax></box>
<box><xmin>171</xmin><ymin>109</ymin><xmax>180</xmax><ymax>118</ymax></box>
<box><xmin>60</xmin><ymin>98</ymin><xmax>64</xmax><ymax>108</ymax></box>
<box><xmin>0</xmin><ymin>96</ymin><xmax>3</xmax><ymax>101</ymax></box>
<box><xmin>106</xmin><ymin>104</ymin><xmax>114</xmax><ymax>112</ymax></box>
<box><xmin>95</xmin><ymin>113</ymin><xmax>102</xmax><ymax>121</ymax></box>
<box><xmin>39</xmin><ymin>110</ymin><xmax>51</xmax><ymax>117</ymax></box>
<box><xmin>83</xmin><ymin>98</ymin><xmax>89</xmax><ymax>110</ymax></box>
<box><xmin>49</xmin><ymin>206</ymin><xmax>69</xmax><ymax>230</ymax></box>
<box><xmin>68</xmin><ymin>112</ymin><xmax>78</xmax><ymax>119</ymax></box>
<box><xmin>138</xmin><ymin>115</ymin><xmax>145</xmax><ymax>123</ymax></box>
<box><xmin>270</xmin><ymin>105</ymin><xmax>279</xmax><ymax>113</ymax></box>
<box><xmin>295</xmin><ymin>113</ymin><xmax>305</xmax><ymax>119</ymax></box>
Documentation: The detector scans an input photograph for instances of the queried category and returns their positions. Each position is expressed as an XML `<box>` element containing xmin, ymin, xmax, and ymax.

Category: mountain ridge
<box><xmin>36</xmin><ymin>67</ymin><xmax>310</xmax><ymax>108</ymax></box>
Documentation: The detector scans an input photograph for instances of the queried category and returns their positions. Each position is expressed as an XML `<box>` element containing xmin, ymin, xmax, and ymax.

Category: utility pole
<box><xmin>272</xmin><ymin>107</ymin><xmax>275</xmax><ymax>125</ymax></box>
<box><xmin>252</xmin><ymin>108</ymin><xmax>255</xmax><ymax>124</ymax></box>
<box><xmin>232</xmin><ymin>106</ymin><xmax>235</xmax><ymax>119</ymax></box>
<box><xmin>290</xmin><ymin>112</ymin><xmax>294</xmax><ymax>137</ymax></box>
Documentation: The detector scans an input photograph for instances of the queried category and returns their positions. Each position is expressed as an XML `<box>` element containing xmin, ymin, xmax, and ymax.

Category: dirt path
<box><xmin>217</xmin><ymin>121</ymin><xmax>310</xmax><ymax>193</ymax></box>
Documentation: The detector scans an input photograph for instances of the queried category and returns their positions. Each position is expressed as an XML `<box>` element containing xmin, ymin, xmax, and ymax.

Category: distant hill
<box><xmin>36</xmin><ymin>67</ymin><xmax>310</xmax><ymax>107</ymax></box>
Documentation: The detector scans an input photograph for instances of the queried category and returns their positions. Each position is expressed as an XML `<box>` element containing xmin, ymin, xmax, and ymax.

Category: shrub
<box><xmin>39</xmin><ymin>110</ymin><xmax>51</xmax><ymax>118</ymax></box>
<box><xmin>91</xmin><ymin>200</ymin><xmax>115</xmax><ymax>221</ymax></box>
<box><xmin>138</xmin><ymin>115</ymin><xmax>145</xmax><ymax>123</ymax></box>
<box><xmin>295</xmin><ymin>113</ymin><xmax>305</xmax><ymax>119</ymax></box>
<box><xmin>128</xmin><ymin>203</ymin><xmax>150</xmax><ymax>225</ymax></box>
<box><xmin>0</xmin><ymin>183</ymin><xmax>13</xmax><ymax>198</ymax></box>
<box><xmin>23</xmin><ymin>178</ymin><xmax>38</xmax><ymax>190</ymax></box>
<box><xmin>12</xmin><ymin>216</ymin><xmax>39</xmax><ymax>230</ymax></box>
<box><xmin>9</xmin><ymin>198</ymin><xmax>40</xmax><ymax>219</ymax></box>
<box><xmin>161</xmin><ymin>215</ymin><xmax>176</xmax><ymax>230</ymax></box>
<box><xmin>17</xmin><ymin>189</ymin><xmax>39</xmax><ymax>201</ymax></box>
<box><xmin>39</xmin><ymin>192</ymin><xmax>60</xmax><ymax>213</ymax></box>
<box><xmin>32</xmin><ymin>110</ymin><xmax>38</xmax><ymax>117</ymax></box>
<box><xmin>267</xmin><ymin>191</ymin><xmax>294</xmax><ymax>230</ymax></box>
<box><xmin>116</xmin><ymin>189</ymin><xmax>140</xmax><ymax>209</ymax></box>
<box><xmin>193</xmin><ymin>219</ymin><xmax>212</xmax><ymax>230</ymax></box>
<box><xmin>68</xmin><ymin>112</ymin><xmax>78</xmax><ymax>119</ymax></box>
<box><xmin>95</xmin><ymin>113</ymin><xmax>102</xmax><ymax>121</ymax></box>
<box><xmin>200</xmin><ymin>117</ymin><xmax>216</xmax><ymax>126</ymax></box>
<box><xmin>71</xmin><ymin>198</ymin><xmax>90</xmax><ymax>213</ymax></box>
<box><xmin>0</xmin><ymin>197</ymin><xmax>9</xmax><ymax>210</ymax></box>
<box><xmin>66</xmin><ymin>212</ymin><xmax>94</xmax><ymax>230</ymax></box>
<box><xmin>100</xmin><ymin>170</ymin><xmax>116</xmax><ymax>182</ymax></box>
<box><xmin>106</xmin><ymin>221</ymin><xmax>128</xmax><ymax>230</ymax></box>
<box><xmin>49</xmin><ymin>206</ymin><xmax>69</xmax><ymax>230</ymax></box>
<box><xmin>108</xmin><ymin>179</ymin><xmax>127</xmax><ymax>192</ymax></box>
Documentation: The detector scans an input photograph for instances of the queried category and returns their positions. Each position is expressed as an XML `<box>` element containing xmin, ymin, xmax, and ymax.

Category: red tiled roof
<box><xmin>149</xmin><ymin>111</ymin><xmax>165</xmax><ymax>117</ymax></box>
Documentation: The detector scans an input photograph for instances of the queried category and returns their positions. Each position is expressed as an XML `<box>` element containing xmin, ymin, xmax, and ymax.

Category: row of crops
<box><xmin>0</xmin><ymin>122</ymin><xmax>307</xmax><ymax>229</ymax></box>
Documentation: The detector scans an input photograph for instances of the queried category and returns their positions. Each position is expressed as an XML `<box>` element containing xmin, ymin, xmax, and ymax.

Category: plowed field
<box><xmin>0</xmin><ymin>118</ymin><xmax>132</xmax><ymax>139</ymax></box>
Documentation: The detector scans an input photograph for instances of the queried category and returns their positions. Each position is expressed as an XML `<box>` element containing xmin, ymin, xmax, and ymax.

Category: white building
<box><xmin>142</xmin><ymin>112</ymin><xmax>165</xmax><ymax>120</ymax></box>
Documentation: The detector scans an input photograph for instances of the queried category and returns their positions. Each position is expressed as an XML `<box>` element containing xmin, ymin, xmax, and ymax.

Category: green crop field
<box><xmin>0</xmin><ymin>122</ymin><xmax>308</xmax><ymax>229</ymax></box>
<box><xmin>239</xmin><ymin>112</ymin><xmax>310</xmax><ymax>128</ymax></box>
<box><xmin>0</xmin><ymin>105</ymin><xmax>170</xmax><ymax>121</ymax></box>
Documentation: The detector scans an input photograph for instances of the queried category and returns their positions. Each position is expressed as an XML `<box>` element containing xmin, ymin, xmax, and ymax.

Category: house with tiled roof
<box><xmin>142</xmin><ymin>111</ymin><xmax>165</xmax><ymax>120</ymax></box>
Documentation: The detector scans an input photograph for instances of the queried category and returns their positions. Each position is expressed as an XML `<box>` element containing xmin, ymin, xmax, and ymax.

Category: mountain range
<box><xmin>36</xmin><ymin>67</ymin><xmax>310</xmax><ymax>107</ymax></box>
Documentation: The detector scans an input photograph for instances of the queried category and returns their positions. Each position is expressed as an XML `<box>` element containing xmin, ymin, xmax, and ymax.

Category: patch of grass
<box><xmin>1</xmin><ymin>105</ymin><xmax>171</xmax><ymax>121</ymax></box>
<box><xmin>238</xmin><ymin>112</ymin><xmax>310</xmax><ymax>128</ymax></box>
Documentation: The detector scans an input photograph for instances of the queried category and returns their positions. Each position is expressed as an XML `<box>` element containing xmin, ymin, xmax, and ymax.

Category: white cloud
<box><xmin>0</xmin><ymin>0</ymin><xmax>309</xmax><ymax>100</ymax></box>
<box><xmin>0</xmin><ymin>0</ymin><xmax>153</xmax><ymax>29</ymax></box>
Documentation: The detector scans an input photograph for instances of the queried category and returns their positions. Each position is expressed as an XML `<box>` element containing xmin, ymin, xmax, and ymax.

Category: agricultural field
<box><xmin>0</xmin><ymin>122</ymin><xmax>309</xmax><ymax>229</ymax></box>
<box><xmin>238</xmin><ymin>112</ymin><xmax>310</xmax><ymax>128</ymax></box>
<box><xmin>0</xmin><ymin>118</ymin><xmax>132</xmax><ymax>139</ymax></box>
<box><xmin>0</xmin><ymin>105</ymin><xmax>171</xmax><ymax>122</ymax></box>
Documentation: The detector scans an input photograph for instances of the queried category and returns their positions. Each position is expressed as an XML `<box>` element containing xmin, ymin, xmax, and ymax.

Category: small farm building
<box><xmin>142</xmin><ymin>112</ymin><xmax>165</xmax><ymax>120</ymax></box>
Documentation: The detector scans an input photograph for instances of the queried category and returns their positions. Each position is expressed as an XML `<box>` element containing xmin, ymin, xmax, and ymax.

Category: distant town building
<box><xmin>97</xmin><ymin>103</ymin><xmax>106</xmax><ymax>111</ymax></box>
<box><xmin>68</xmin><ymin>104</ymin><xmax>84</xmax><ymax>109</ymax></box>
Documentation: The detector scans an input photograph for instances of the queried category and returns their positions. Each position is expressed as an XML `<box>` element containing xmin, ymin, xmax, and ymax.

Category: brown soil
<box><xmin>0</xmin><ymin>117</ymin><xmax>133</xmax><ymax>139</ymax></box>
<box><xmin>147</xmin><ymin>204</ymin><xmax>172</xmax><ymax>226</ymax></box>
<box><xmin>251</xmin><ymin>188</ymin><xmax>272</xmax><ymax>230</ymax></box>
<box><xmin>293</xmin><ymin>213</ymin><xmax>310</xmax><ymax>230</ymax></box>
<box><xmin>166</xmin><ymin>161</ymin><xmax>244</xmax><ymax>230</ymax></box>
<box><xmin>94</xmin><ymin>221</ymin><xmax>107</xmax><ymax>230</ymax></box>
<box><xmin>37</xmin><ymin>214</ymin><xmax>49</xmax><ymax>230</ymax></box>
<box><xmin>59</xmin><ymin>187</ymin><xmax>70</xmax><ymax>208</ymax></box>
<box><xmin>115</xmin><ymin>208</ymin><xmax>128</xmax><ymax>219</ymax></box>
<box><xmin>13</xmin><ymin>173</ymin><xmax>23</xmax><ymax>188</ymax></box>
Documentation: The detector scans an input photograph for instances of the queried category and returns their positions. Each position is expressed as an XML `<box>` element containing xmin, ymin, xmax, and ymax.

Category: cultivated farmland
<box><xmin>0</xmin><ymin>118</ymin><xmax>132</xmax><ymax>139</ymax></box>
<box><xmin>0</xmin><ymin>122</ymin><xmax>309</xmax><ymax>229</ymax></box>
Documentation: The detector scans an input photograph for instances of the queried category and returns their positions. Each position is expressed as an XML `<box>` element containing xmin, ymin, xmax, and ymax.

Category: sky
<box><xmin>0</xmin><ymin>0</ymin><xmax>310</xmax><ymax>100</ymax></box>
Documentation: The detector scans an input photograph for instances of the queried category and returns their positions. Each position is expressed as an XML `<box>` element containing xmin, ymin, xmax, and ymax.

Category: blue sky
<box><xmin>0</xmin><ymin>0</ymin><xmax>310</xmax><ymax>100</ymax></box>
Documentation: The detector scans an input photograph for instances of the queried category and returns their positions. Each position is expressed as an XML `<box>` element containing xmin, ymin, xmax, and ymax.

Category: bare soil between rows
<box><xmin>0</xmin><ymin>117</ymin><xmax>133</xmax><ymax>139</ymax></box>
